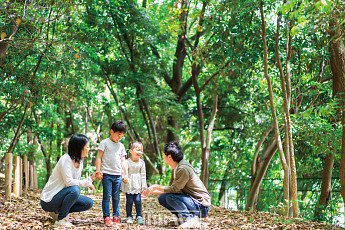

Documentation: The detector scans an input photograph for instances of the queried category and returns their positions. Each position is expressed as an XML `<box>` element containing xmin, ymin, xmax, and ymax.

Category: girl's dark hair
<box><xmin>126</xmin><ymin>141</ymin><xmax>143</xmax><ymax>159</ymax></box>
<box><xmin>68</xmin><ymin>134</ymin><xmax>89</xmax><ymax>163</ymax></box>
<box><xmin>163</xmin><ymin>141</ymin><xmax>184</xmax><ymax>162</ymax></box>
<box><xmin>111</xmin><ymin>120</ymin><xmax>127</xmax><ymax>133</ymax></box>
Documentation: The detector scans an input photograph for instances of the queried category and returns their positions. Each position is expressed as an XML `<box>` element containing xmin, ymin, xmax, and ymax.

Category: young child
<box><xmin>96</xmin><ymin>120</ymin><xmax>128</xmax><ymax>226</ymax></box>
<box><xmin>121</xmin><ymin>141</ymin><xmax>147</xmax><ymax>225</ymax></box>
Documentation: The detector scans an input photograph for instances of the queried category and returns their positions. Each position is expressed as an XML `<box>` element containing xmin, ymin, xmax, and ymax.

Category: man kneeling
<box><xmin>142</xmin><ymin>141</ymin><xmax>210</xmax><ymax>228</ymax></box>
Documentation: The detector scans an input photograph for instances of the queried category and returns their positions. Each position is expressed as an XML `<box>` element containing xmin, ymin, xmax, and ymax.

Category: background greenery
<box><xmin>1</xmin><ymin>0</ymin><xmax>344</xmax><ymax>227</ymax></box>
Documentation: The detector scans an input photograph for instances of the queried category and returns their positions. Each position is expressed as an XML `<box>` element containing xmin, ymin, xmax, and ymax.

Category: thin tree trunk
<box><xmin>37</xmin><ymin>136</ymin><xmax>51</xmax><ymax>183</ymax></box>
<box><xmin>260</xmin><ymin>5</ymin><xmax>290</xmax><ymax>216</ymax></box>
<box><xmin>102</xmin><ymin>73</ymin><xmax>138</xmax><ymax>141</ymax></box>
<box><xmin>246</xmin><ymin>136</ymin><xmax>277</xmax><ymax>210</ymax></box>
<box><xmin>275</xmin><ymin>14</ymin><xmax>298</xmax><ymax>217</ymax></box>
<box><xmin>218</xmin><ymin>165</ymin><xmax>233</xmax><ymax>207</ymax></box>
<box><xmin>251</xmin><ymin>123</ymin><xmax>274</xmax><ymax>179</ymax></box>
<box><xmin>136</xmin><ymin>86</ymin><xmax>162</xmax><ymax>174</ymax></box>
<box><xmin>137</xmin><ymin>85</ymin><xmax>162</xmax><ymax>165</ymax></box>
<box><xmin>7</xmin><ymin>103</ymin><xmax>30</xmax><ymax>154</ymax></box>
<box><xmin>201</xmin><ymin>95</ymin><xmax>218</xmax><ymax>187</ymax></box>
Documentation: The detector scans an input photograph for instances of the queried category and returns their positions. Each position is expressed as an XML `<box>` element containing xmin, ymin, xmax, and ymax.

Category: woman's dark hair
<box><xmin>126</xmin><ymin>141</ymin><xmax>143</xmax><ymax>159</ymax></box>
<box><xmin>163</xmin><ymin>141</ymin><xmax>184</xmax><ymax>162</ymax></box>
<box><xmin>111</xmin><ymin>120</ymin><xmax>127</xmax><ymax>133</ymax></box>
<box><xmin>68</xmin><ymin>134</ymin><xmax>89</xmax><ymax>163</ymax></box>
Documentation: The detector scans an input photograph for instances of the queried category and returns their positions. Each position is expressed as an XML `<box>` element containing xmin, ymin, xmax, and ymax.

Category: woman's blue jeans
<box><xmin>102</xmin><ymin>174</ymin><xmax>122</xmax><ymax>218</ymax></box>
<box><xmin>40</xmin><ymin>185</ymin><xmax>93</xmax><ymax>220</ymax></box>
<box><xmin>126</xmin><ymin>193</ymin><xmax>142</xmax><ymax>217</ymax></box>
<box><xmin>158</xmin><ymin>193</ymin><xmax>210</xmax><ymax>220</ymax></box>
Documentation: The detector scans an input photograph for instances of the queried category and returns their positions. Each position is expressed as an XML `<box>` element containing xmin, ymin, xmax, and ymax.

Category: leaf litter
<box><xmin>0</xmin><ymin>190</ymin><xmax>343</xmax><ymax>229</ymax></box>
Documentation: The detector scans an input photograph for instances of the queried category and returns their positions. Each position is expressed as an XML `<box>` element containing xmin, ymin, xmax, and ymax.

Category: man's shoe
<box><xmin>178</xmin><ymin>216</ymin><xmax>201</xmax><ymax>229</ymax></box>
<box><xmin>104</xmin><ymin>216</ymin><xmax>112</xmax><ymax>226</ymax></box>
<box><xmin>136</xmin><ymin>216</ymin><xmax>144</xmax><ymax>225</ymax></box>
<box><xmin>48</xmin><ymin>211</ymin><xmax>58</xmax><ymax>221</ymax></box>
<box><xmin>126</xmin><ymin>216</ymin><xmax>133</xmax><ymax>224</ymax></box>
<box><xmin>55</xmin><ymin>218</ymin><xmax>74</xmax><ymax>227</ymax></box>
<box><xmin>113</xmin><ymin>216</ymin><xmax>121</xmax><ymax>224</ymax></box>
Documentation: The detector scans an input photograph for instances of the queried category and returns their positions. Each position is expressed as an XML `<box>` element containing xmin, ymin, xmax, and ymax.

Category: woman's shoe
<box><xmin>126</xmin><ymin>216</ymin><xmax>133</xmax><ymax>224</ymax></box>
<box><xmin>136</xmin><ymin>216</ymin><xmax>144</xmax><ymax>225</ymax></box>
<box><xmin>55</xmin><ymin>218</ymin><xmax>74</xmax><ymax>227</ymax></box>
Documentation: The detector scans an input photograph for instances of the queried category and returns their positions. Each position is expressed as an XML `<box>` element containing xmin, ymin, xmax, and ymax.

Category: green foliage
<box><xmin>0</xmin><ymin>0</ymin><xmax>344</xmax><ymax>227</ymax></box>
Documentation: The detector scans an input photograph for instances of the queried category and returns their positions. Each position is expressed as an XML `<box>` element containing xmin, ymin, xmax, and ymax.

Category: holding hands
<box><xmin>91</xmin><ymin>171</ymin><xmax>103</xmax><ymax>181</ymax></box>
<box><xmin>122</xmin><ymin>176</ymin><xmax>129</xmax><ymax>184</ymax></box>
<box><xmin>141</xmin><ymin>184</ymin><xmax>160</xmax><ymax>198</ymax></box>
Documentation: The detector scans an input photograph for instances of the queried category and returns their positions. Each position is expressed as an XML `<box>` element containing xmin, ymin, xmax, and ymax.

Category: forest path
<box><xmin>0</xmin><ymin>189</ymin><xmax>343</xmax><ymax>229</ymax></box>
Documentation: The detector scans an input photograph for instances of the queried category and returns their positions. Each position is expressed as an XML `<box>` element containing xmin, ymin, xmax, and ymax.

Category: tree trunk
<box><xmin>167</xmin><ymin>0</ymin><xmax>191</xmax><ymax>142</ymax></box>
<box><xmin>246</xmin><ymin>136</ymin><xmax>277</xmax><ymax>210</ymax></box>
<box><xmin>314</xmin><ymin>152</ymin><xmax>334</xmax><ymax>220</ymax></box>
<box><xmin>260</xmin><ymin>5</ymin><xmax>290</xmax><ymax>216</ymax></box>
<box><xmin>314</xmin><ymin>26</ymin><xmax>338</xmax><ymax>219</ymax></box>
<box><xmin>218</xmin><ymin>165</ymin><xmax>233</xmax><ymax>207</ymax></box>
<box><xmin>328</xmin><ymin>17</ymin><xmax>345</xmax><ymax>204</ymax></box>
<box><xmin>275</xmin><ymin>14</ymin><xmax>298</xmax><ymax>217</ymax></box>
<box><xmin>0</xmin><ymin>15</ymin><xmax>21</xmax><ymax>66</ymax></box>
<box><xmin>7</xmin><ymin>103</ymin><xmax>30</xmax><ymax>154</ymax></box>
<box><xmin>37</xmin><ymin>136</ymin><xmax>51</xmax><ymax>183</ymax></box>
<box><xmin>201</xmin><ymin>95</ymin><xmax>218</xmax><ymax>187</ymax></box>
<box><xmin>251</xmin><ymin>123</ymin><xmax>274</xmax><ymax>180</ymax></box>
<box><xmin>136</xmin><ymin>85</ymin><xmax>162</xmax><ymax>173</ymax></box>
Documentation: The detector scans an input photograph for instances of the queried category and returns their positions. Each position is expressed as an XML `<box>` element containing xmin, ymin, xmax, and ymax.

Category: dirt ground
<box><xmin>0</xmin><ymin>189</ymin><xmax>343</xmax><ymax>229</ymax></box>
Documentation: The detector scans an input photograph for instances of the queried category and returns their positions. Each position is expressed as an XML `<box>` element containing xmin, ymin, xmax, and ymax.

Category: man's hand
<box><xmin>142</xmin><ymin>185</ymin><xmax>154</xmax><ymax>198</ymax></box>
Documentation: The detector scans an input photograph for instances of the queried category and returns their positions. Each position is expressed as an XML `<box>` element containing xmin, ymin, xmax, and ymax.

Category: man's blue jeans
<box><xmin>40</xmin><ymin>185</ymin><xmax>93</xmax><ymax>220</ymax></box>
<box><xmin>158</xmin><ymin>193</ymin><xmax>210</xmax><ymax>220</ymax></box>
<box><xmin>126</xmin><ymin>193</ymin><xmax>142</xmax><ymax>217</ymax></box>
<box><xmin>102</xmin><ymin>173</ymin><xmax>122</xmax><ymax>218</ymax></box>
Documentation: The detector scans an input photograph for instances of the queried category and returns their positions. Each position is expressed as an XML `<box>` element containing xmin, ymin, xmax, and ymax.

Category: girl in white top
<box><xmin>40</xmin><ymin>134</ymin><xmax>102</xmax><ymax>227</ymax></box>
<box><xmin>121</xmin><ymin>141</ymin><xmax>147</xmax><ymax>224</ymax></box>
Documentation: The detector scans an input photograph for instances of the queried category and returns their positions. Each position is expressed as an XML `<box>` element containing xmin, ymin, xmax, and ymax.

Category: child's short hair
<box><xmin>163</xmin><ymin>141</ymin><xmax>184</xmax><ymax>162</ymax></box>
<box><xmin>111</xmin><ymin>120</ymin><xmax>127</xmax><ymax>133</ymax></box>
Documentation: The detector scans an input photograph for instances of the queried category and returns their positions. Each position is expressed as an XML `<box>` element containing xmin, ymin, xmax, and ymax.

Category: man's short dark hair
<box><xmin>68</xmin><ymin>134</ymin><xmax>89</xmax><ymax>163</ymax></box>
<box><xmin>111</xmin><ymin>120</ymin><xmax>127</xmax><ymax>133</ymax></box>
<box><xmin>163</xmin><ymin>141</ymin><xmax>184</xmax><ymax>162</ymax></box>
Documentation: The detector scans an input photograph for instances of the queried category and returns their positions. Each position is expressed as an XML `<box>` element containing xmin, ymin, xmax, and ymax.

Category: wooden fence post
<box><xmin>5</xmin><ymin>152</ymin><xmax>13</xmax><ymax>200</ymax></box>
<box><xmin>13</xmin><ymin>156</ymin><xmax>22</xmax><ymax>197</ymax></box>
<box><xmin>29</xmin><ymin>162</ymin><xmax>34</xmax><ymax>189</ymax></box>
<box><xmin>33</xmin><ymin>161</ymin><xmax>38</xmax><ymax>189</ymax></box>
<box><xmin>23</xmin><ymin>155</ymin><xmax>29</xmax><ymax>192</ymax></box>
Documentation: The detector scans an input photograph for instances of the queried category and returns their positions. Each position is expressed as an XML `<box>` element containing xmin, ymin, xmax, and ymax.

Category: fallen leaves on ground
<box><xmin>0</xmin><ymin>190</ymin><xmax>343</xmax><ymax>229</ymax></box>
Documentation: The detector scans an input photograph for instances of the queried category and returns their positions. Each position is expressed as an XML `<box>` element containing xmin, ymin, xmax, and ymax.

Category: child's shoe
<box><xmin>54</xmin><ymin>218</ymin><xmax>74</xmax><ymax>227</ymax></box>
<box><xmin>113</xmin><ymin>216</ymin><xmax>121</xmax><ymax>224</ymax></box>
<box><xmin>136</xmin><ymin>216</ymin><xmax>144</xmax><ymax>225</ymax></box>
<box><xmin>104</xmin><ymin>216</ymin><xmax>112</xmax><ymax>226</ymax></box>
<box><xmin>126</xmin><ymin>216</ymin><xmax>133</xmax><ymax>224</ymax></box>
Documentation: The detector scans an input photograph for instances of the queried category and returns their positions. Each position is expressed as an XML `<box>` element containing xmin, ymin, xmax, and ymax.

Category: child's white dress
<box><xmin>121</xmin><ymin>158</ymin><xmax>147</xmax><ymax>194</ymax></box>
